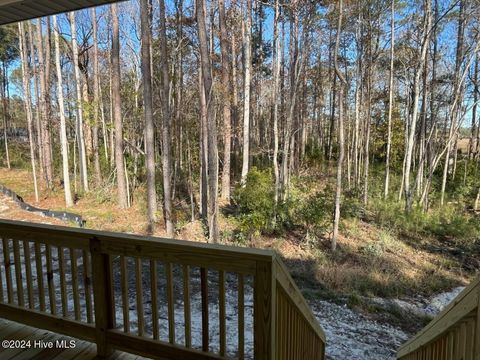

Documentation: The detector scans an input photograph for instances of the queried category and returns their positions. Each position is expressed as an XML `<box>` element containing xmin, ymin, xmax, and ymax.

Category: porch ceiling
<box><xmin>0</xmin><ymin>0</ymin><xmax>122</xmax><ymax>26</ymax></box>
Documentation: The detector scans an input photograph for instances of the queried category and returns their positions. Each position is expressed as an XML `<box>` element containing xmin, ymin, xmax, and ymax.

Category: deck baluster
<box><xmin>12</xmin><ymin>240</ymin><xmax>24</xmax><ymax>306</ymax></box>
<box><xmin>34</xmin><ymin>242</ymin><xmax>45</xmax><ymax>311</ymax></box>
<box><xmin>22</xmin><ymin>240</ymin><xmax>33</xmax><ymax>308</ymax></box>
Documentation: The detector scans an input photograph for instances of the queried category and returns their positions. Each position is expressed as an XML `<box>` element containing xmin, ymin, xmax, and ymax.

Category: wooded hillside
<box><xmin>0</xmin><ymin>0</ymin><xmax>479</xmax><ymax>253</ymax></box>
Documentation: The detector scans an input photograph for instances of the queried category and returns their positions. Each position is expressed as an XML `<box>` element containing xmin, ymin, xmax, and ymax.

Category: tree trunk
<box><xmin>469</xmin><ymin>54</ymin><xmax>478</xmax><ymax>159</ymax></box>
<box><xmin>36</xmin><ymin>19</ymin><xmax>54</xmax><ymax>187</ymax></box>
<box><xmin>196</xmin><ymin>0</ymin><xmax>219</xmax><ymax>243</ymax></box>
<box><xmin>28</xmin><ymin>21</ymin><xmax>43</xmax><ymax>179</ymax></box>
<box><xmin>240</xmin><ymin>0</ymin><xmax>252</xmax><ymax>184</ymax></box>
<box><xmin>363</xmin><ymin>75</ymin><xmax>371</xmax><ymax>206</ymax></box>
<box><xmin>231</xmin><ymin>32</ymin><xmax>239</xmax><ymax>170</ymax></box>
<box><xmin>70</xmin><ymin>13</ymin><xmax>89</xmax><ymax>192</ymax></box>
<box><xmin>440</xmin><ymin>0</ymin><xmax>464</xmax><ymax>206</ymax></box>
<box><xmin>111</xmin><ymin>4</ymin><xmax>128</xmax><ymax>208</ymax></box>
<box><xmin>219</xmin><ymin>0</ymin><xmax>232</xmax><ymax>200</ymax></box>
<box><xmin>1</xmin><ymin>62</ymin><xmax>10</xmax><ymax>169</ymax></box>
<box><xmin>416</xmin><ymin>47</ymin><xmax>429</xmax><ymax>197</ymax></box>
<box><xmin>18</xmin><ymin>22</ymin><xmax>39</xmax><ymax>202</ymax></box>
<box><xmin>280</xmin><ymin>11</ymin><xmax>300</xmax><ymax>201</ymax></box>
<box><xmin>384</xmin><ymin>0</ymin><xmax>395</xmax><ymax>199</ymax></box>
<box><xmin>332</xmin><ymin>0</ymin><xmax>347</xmax><ymax>251</ymax></box>
<box><xmin>404</xmin><ymin>0</ymin><xmax>431</xmax><ymax>211</ymax></box>
<box><xmin>91</xmin><ymin>8</ymin><xmax>102</xmax><ymax>185</ymax></box>
<box><xmin>174</xmin><ymin>0</ymin><xmax>184</xmax><ymax>182</ymax></box>
<box><xmin>159</xmin><ymin>0</ymin><xmax>174</xmax><ymax>237</ymax></box>
<box><xmin>53</xmin><ymin>16</ymin><xmax>73</xmax><ymax>207</ymax></box>
<box><xmin>198</xmin><ymin>65</ymin><xmax>209</xmax><ymax>225</ymax></box>
<box><xmin>353</xmin><ymin>15</ymin><xmax>362</xmax><ymax>188</ymax></box>
<box><xmin>272</xmin><ymin>0</ymin><xmax>281</xmax><ymax>204</ymax></box>
<box><xmin>140</xmin><ymin>0</ymin><xmax>157</xmax><ymax>234</ymax></box>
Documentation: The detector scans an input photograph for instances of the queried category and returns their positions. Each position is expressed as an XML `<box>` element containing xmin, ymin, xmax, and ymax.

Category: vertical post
<box><xmin>200</xmin><ymin>267</ymin><xmax>209</xmax><ymax>352</ymax></box>
<box><xmin>90</xmin><ymin>237</ymin><xmax>114</xmax><ymax>357</ymax></box>
<box><xmin>254</xmin><ymin>258</ymin><xmax>276</xmax><ymax>360</ymax></box>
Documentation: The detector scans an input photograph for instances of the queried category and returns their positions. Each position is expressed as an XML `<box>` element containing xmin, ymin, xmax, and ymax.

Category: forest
<box><xmin>0</xmin><ymin>0</ymin><xmax>480</xmax><ymax>334</ymax></box>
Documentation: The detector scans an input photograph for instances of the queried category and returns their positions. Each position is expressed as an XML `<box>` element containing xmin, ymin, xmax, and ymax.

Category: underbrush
<box><xmin>0</xmin><ymin>142</ymin><xmax>31</xmax><ymax>169</ymax></box>
<box><xmin>231</xmin><ymin>167</ymin><xmax>332</xmax><ymax>245</ymax></box>
<box><xmin>370</xmin><ymin>199</ymin><xmax>480</xmax><ymax>248</ymax></box>
<box><xmin>229</xmin><ymin>165</ymin><xmax>475</xmax><ymax>302</ymax></box>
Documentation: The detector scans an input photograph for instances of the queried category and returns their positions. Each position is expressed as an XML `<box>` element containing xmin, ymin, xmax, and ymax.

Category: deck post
<box><xmin>90</xmin><ymin>237</ymin><xmax>114</xmax><ymax>357</ymax></box>
<box><xmin>254</xmin><ymin>257</ymin><xmax>276</xmax><ymax>360</ymax></box>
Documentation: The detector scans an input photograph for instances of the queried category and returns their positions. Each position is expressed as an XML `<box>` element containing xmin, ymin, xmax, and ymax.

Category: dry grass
<box><xmin>249</xmin><ymin>212</ymin><xmax>472</xmax><ymax>300</ymax></box>
<box><xmin>0</xmin><ymin>168</ymin><xmax>205</xmax><ymax>242</ymax></box>
<box><xmin>259</xmin><ymin>218</ymin><xmax>471</xmax><ymax>299</ymax></box>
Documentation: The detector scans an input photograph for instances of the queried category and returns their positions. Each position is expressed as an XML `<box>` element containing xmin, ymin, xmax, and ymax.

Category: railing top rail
<box><xmin>397</xmin><ymin>276</ymin><xmax>480</xmax><ymax>358</ymax></box>
<box><xmin>274</xmin><ymin>257</ymin><xmax>326</xmax><ymax>343</ymax></box>
<box><xmin>0</xmin><ymin>219</ymin><xmax>275</xmax><ymax>274</ymax></box>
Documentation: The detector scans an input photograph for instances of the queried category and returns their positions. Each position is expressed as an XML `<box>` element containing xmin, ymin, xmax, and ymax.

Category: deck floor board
<box><xmin>0</xmin><ymin>319</ymin><xmax>149</xmax><ymax>359</ymax></box>
<box><xmin>10</xmin><ymin>330</ymin><xmax>61</xmax><ymax>360</ymax></box>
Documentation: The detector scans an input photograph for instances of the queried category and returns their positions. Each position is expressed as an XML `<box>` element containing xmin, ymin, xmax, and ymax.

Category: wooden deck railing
<box><xmin>0</xmin><ymin>219</ymin><xmax>325</xmax><ymax>359</ymax></box>
<box><xmin>397</xmin><ymin>276</ymin><xmax>480</xmax><ymax>360</ymax></box>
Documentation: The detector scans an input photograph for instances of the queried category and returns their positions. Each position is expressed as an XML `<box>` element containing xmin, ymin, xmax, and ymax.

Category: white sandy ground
<box><xmin>311</xmin><ymin>300</ymin><xmax>409</xmax><ymax>360</ymax></box>
<box><xmin>311</xmin><ymin>286</ymin><xmax>465</xmax><ymax>360</ymax></box>
<box><xmin>0</xmin><ymin>237</ymin><xmax>465</xmax><ymax>360</ymax></box>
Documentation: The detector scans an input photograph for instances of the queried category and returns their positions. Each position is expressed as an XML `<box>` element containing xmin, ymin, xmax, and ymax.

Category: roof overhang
<box><xmin>0</xmin><ymin>0</ymin><xmax>122</xmax><ymax>26</ymax></box>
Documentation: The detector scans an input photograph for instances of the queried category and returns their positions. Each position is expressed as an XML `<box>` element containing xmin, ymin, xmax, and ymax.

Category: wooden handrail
<box><xmin>274</xmin><ymin>257</ymin><xmax>326</xmax><ymax>360</ymax></box>
<box><xmin>275</xmin><ymin>258</ymin><xmax>326</xmax><ymax>343</ymax></box>
<box><xmin>397</xmin><ymin>276</ymin><xmax>480</xmax><ymax>359</ymax></box>
<box><xmin>0</xmin><ymin>219</ymin><xmax>326</xmax><ymax>359</ymax></box>
<box><xmin>0</xmin><ymin>219</ymin><xmax>274</xmax><ymax>264</ymax></box>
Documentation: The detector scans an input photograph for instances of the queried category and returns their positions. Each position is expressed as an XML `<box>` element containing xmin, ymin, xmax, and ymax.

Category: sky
<box><xmin>1</xmin><ymin>0</ymin><xmax>477</xmax><ymax>128</ymax></box>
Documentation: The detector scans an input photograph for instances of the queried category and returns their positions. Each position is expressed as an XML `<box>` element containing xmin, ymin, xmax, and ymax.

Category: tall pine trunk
<box><xmin>140</xmin><ymin>0</ymin><xmax>157</xmax><ymax>234</ymax></box>
<box><xmin>28</xmin><ymin>21</ymin><xmax>42</xmax><ymax>176</ymax></box>
<box><xmin>272</xmin><ymin>0</ymin><xmax>281</xmax><ymax>204</ymax></box>
<box><xmin>219</xmin><ymin>0</ymin><xmax>232</xmax><ymax>200</ymax></box>
<box><xmin>53</xmin><ymin>15</ymin><xmax>73</xmax><ymax>207</ymax></box>
<box><xmin>36</xmin><ymin>19</ymin><xmax>54</xmax><ymax>187</ymax></box>
<box><xmin>404</xmin><ymin>0</ymin><xmax>431</xmax><ymax>211</ymax></box>
<box><xmin>70</xmin><ymin>13</ymin><xmax>89</xmax><ymax>192</ymax></box>
<box><xmin>197</xmin><ymin>0</ymin><xmax>219</xmax><ymax>243</ymax></box>
<box><xmin>440</xmin><ymin>0</ymin><xmax>464</xmax><ymax>206</ymax></box>
<box><xmin>111</xmin><ymin>4</ymin><xmax>128</xmax><ymax>208</ymax></box>
<box><xmin>384</xmin><ymin>0</ymin><xmax>395</xmax><ymax>199</ymax></box>
<box><xmin>1</xmin><ymin>61</ymin><xmax>9</xmax><ymax>169</ymax></box>
<box><xmin>159</xmin><ymin>0</ymin><xmax>174</xmax><ymax>237</ymax></box>
<box><xmin>18</xmin><ymin>22</ymin><xmax>39</xmax><ymax>202</ymax></box>
<box><xmin>332</xmin><ymin>0</ymin><xmax>347</xmax><ymax>250</ymax></box>
<box><xmin>240</xmin><ymin>0</ymin><xmax>252</xmax><ymax>184</ymax></box>
<box><xmin>91</xmin><ymin>8</ymin><xmax>102</xmax><ymax>185</ymax></box>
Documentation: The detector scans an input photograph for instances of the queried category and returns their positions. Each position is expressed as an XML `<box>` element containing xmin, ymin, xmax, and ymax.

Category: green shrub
<box><xmin>293</xmin><ymin>190</ymin><xmax>331</xmax><ymax>243</ymax></box>
<box><xmin>0</xmin><ymin>142</ymin><xmax>30</xmax><ymax>169</ymax></box>
<box><xmin>426</xmin><ymin>206</ymin><xmax>480</xmax><ymax>245</ymax></box>
<box><xmin>444</xmin><ymin>160</ymin><xmax>479</xmax><ymax>203</ymax></box>
<box><xmin>343</xmin><ymin>188</ymin><xmax>365</xmax><ymax>218</ymax></box>
<box><xmin>368</xmin><ymin>197</ymin><xmax>480</xmax><ymax>248</ymax></box>
<box><xmin>360</xmin><ymin>230</ymin><xmax>406</xmax><ymax>257</ymax></box>
<box><xmin>360</xmin><ymin>241</ymin><xmax>384</xmax><ymax>257</ymax></box>
<box><xmin>233</xmin><ymin>167</ymin><xmax>277</xmax><ymax>236</ymax></box>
